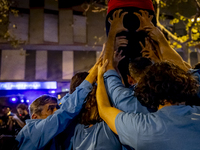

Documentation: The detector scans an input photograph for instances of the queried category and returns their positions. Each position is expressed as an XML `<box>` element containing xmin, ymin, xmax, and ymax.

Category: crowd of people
<box><xmin>1</xmin><ymin>0</ymin><xmax>200</xmax><ymax>149</ymax></box>
<box><xmin>0</xmin><ymin>103</ymin><xmax>30</xmax><ymax>136</ymax></box>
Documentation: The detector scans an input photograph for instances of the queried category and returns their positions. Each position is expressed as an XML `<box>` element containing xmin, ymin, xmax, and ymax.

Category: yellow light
<box><xmin>58</xmin><ymin>94</ymin><xmax>61</xmax><ymax>100</ymax></box>
<box><xmin>191</xmin><ymin>18</ymin><xmax>200</xmax><ymax>22</ymax></box>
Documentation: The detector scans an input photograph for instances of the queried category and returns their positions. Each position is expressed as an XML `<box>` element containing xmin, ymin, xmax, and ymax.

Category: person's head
<box><xmin>1</xmin><ymin>106</ymin><xmax>11</xmax><ymax>116</ymax></box>
<box><xmin>134</xmin><ymin>61</ymin><xmax>199</xmax><ymax>109</ymax></box>
<box><xmin>78</xmin><ymin>84</ymin><xmax>102</xmax><ymax>125</ymax></box>
<box><xmin>70</xmin><ymin>72</ymin><xmax>89</xmax><ymax>94</ymax></box>
<box><xmin>29</xmin><ymin>95</ymin><xmax>59</xmax><ymax>119</ymax></box>
<box><xmin>16</xmin><ymin>103</ymin><xmax>28</xmax><ymax>117</ymax></box>
<box><xmin>129</xmin><ymin>57</ymin><xmax>152</xmax><ymax>84</ymax></box>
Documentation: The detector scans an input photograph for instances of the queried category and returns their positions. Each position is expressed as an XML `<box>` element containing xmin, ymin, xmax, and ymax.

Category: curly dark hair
<box><xmin>78</xmin><ymin>85</ymin><xmax>102</xmax><ymax>125</ymax></box>
<box><xmin>134</xmin><ymin>61</ymin><xmax>199</xmax><ymax>109</ymax></box>
<box><xmin>129</xmin><ymin>57</ymin><xmax>152</xmax><ymax>80</ymax></box>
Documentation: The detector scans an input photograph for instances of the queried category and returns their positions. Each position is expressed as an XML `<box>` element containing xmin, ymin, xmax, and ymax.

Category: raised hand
<box><xmin>140</xmin><ymin>37</ymin><xmax>162</xmax><ymax>63</ymax></box>
<box><xmin>113</xmin><ymin>50</ymin><xmax>125</xmax><ymax>68</ymax></box>
<box><xmin>98</xmin><ymin>59</ymin><xmax>109</xmax><ymax>77</ymax></box>
<box><xmin>108</xmin><ymin>9</ymin><xmax>128</xmax><ymax>34</ymax></box>
<box><xmin>144</xmin><ymin>26</ymin><xmax>165</xmax><ymax>43</ymax></box>
<box><xmin>114</xmin><ymin>36</ymin><xmax>128</xmax><ymax>51</ymax></box>
<box><xmin>134</xmin><ymin>10</ymin><xmax>154</xmax><ymax>32</ymax></box>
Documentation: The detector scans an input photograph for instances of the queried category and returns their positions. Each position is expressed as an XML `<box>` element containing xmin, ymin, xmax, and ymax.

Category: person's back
<box><xmin>113</xmin><ymin>62</ymin><xmax>200</xmax><ymax>150</ymax></box>
<box><xmin>72</xmin><ymin>84</ymin><xmax>122</xmax><ymax>150</ymax></box>
<box><xmin>120</xmin><ymin>105</ymin><xmax>200</xmax><ymax>150</ymax></box>
<box><xmin>73</xmin><ymin>122</ymin><xmax>122</xmax><ymax>150</ymax></box>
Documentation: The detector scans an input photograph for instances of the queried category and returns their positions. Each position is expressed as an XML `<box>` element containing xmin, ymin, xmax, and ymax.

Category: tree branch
<box><xmin>155</xmin><ymin>0</ymin><xmax>183</xmax><ymax>45</ymax></box>
<box><xmin>194</xmin><ymin>0</ymin><xmax>200</xmax><ymax>11</ymax></box>
<box><xmin>184</xmin><ymin>13</ymin><xmax>200</xmax><ymax>44</ymax></box>
<box><xmin>184</xmin><ymin>0</ymin><xmax>200</xmax><ymax>44</ymax></box>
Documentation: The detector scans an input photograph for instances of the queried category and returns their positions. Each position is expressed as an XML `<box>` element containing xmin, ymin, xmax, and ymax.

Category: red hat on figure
<box><xmin>107</xmin><ymin>0</ymin><xmax>154</xmax><ymax>14</ymax></box>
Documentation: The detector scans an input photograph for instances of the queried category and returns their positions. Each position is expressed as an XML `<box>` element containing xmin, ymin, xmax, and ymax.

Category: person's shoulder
<box><xmin>25</xmin><ymin>119</ymin><xmax>41</xmax><ymax>127</ymax></box>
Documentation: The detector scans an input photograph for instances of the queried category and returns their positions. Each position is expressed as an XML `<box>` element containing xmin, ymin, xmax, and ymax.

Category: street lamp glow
<box><xmin>191</xmin><ymin>18</ymin><xmax>200</xmax><ymax>22</ymax></box>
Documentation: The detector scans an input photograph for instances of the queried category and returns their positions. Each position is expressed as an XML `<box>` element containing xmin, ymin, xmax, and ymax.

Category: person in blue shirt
<box><xmin>72</xmin><ymin>83</ymin><xmax>122</xmax><ymax>150</ymax></box>
<box><xmin>15</xmin><ymin>62</ymin><xmax>99</xmax><ymax>150</ymax></box>
<box><xmin>72</xmin><ymin>44</ymin><xmax>128</xmax><ymax>150</ymax></box>
<box><xmin>102</xmin><ymin>9</ymin><xmax>150</xmax><ymax>114</ymax></box>
<box><xmin>97</xmin><ymin>60</ymin><xmax>200</xmax><ymax>150</ymax></box>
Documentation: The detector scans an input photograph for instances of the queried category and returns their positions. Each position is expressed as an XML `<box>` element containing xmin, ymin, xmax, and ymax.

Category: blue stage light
<box><xmin>21</xmin><ymin>99</ymin><xmax>24</xmax><ymax>103</ymax></box>
<box><xmin>11</xmin><ymin>97</ymin><xmax>16</xmax><ymax>102</ymax></box>
<box><xmin>49</xmin><ymin>90</ymin><xmax>56</xmax><ymax>94</ymax></box>
<box><xmin>26</xmin><ymin>100</ymin><xmax>30</xmax><ymax>103</ymax></box>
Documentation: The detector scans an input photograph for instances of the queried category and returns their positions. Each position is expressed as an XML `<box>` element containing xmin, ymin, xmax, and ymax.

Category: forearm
<box><xmin>158</xmin><ymin>38</ymin><xmax>189</xmax><ymax>71</ymax></box>
<box><xmin>8</xmin><ymin>120</ymin><xmax>13</xmax><ymax>131</ymax></box>
<box><xmin>15</xmin><ymin>119</ymin><xmax>25</xmax><ymax>128</ymax></box>
<box><xmin>97</xmin><ymin>76</ymin><xmax>112</xmax><ymax>109</ymax></box>
<box><xmin>85</xmin><ymin>74</ymin><xmax>96</xmax><ymax>84</ymax></box>
<box><xmin>103</xmin><ymin>30</ymin><xmax>117</xmax><ymax>70</ymax></box>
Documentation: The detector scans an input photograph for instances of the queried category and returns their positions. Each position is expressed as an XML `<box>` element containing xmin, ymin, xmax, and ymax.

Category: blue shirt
<box><xmin>16</xmin><ymin>80</ymin><xmax>93</xmax><ymax>150</ymax></box>
<box><xmin>103</xmin><ymin>70</ymin><xmax>149</xmax><ymax>114</ymax></box>
<box><xmin>103</xmin><ymin>70</ymin><xmax>150</xmax><ymax>150</ymax></box>
<box><xmin>116</xmin><ymin>105</ymin><xmax>200</xmax><ymax>150</ymax></box>
<box><xmin>73</xmin><ymin>122</ymin><xmax>122</xmax><ymax>150</ymax></box>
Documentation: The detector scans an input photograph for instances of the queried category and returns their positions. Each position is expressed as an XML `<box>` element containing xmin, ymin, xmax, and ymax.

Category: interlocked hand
<box><xmin>98</xmin><ymin>60</ymin><xmax>109</xmax><ymax>77</ymax></box>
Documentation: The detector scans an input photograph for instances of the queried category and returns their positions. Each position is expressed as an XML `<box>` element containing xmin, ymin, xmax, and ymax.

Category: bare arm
<box><xmin>13</xmin><ymin>115</ymin><xmax>26</xmax><ymax>128</ymax></box>
<box><xmin>135</xmin><ymin>10</ymin><xmax>191</xmax><ymax>71</ymax></box>
<box><xmin>85</xmin><ymin>63</ymin><xmax>99</xmax><ymax>84</ymax></box>
<box><xmin>97</xmin><ymin>60</ymin><xmax>122</xmax><ymax>134</ymax></box>
<box><xmin>146</xmin><ymin>26</ymin><xmax>190</xmax><ymax>71</ymax></box>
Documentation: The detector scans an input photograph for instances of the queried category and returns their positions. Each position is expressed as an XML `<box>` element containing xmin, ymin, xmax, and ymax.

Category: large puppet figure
<box><xmin>106</xmin><ymin>0</ymin><xmax>156</xmax><ymax>86</ymax></box>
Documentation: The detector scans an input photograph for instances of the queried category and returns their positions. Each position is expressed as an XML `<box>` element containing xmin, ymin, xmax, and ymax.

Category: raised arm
<box><xmin>145</xmin><ymin>26</ymin><xmax>190</xmax><ymax>71</ymax></box>
<box><xmin>97</xmin><ymin>60</ymin><xmax>122</xmax><ymax>134</ymax></box>
<box><xmin>16</xmin><ymin>79</ymin><xmax>93</xmax><ymax>149</ymax></box>
<box><xmin>135</xmin><ymin>10</ymin><xmax>191</xmax><ymax>71</ymax></box>
<box><xmin>102</xmin><ymin>10</ymin><xmax>149</xmax><ymax>113</ymax></box>
<box><xmin>103</xmin><ymin>9</ymin><xmax>128</xmax><ymax>71</ymax></box>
